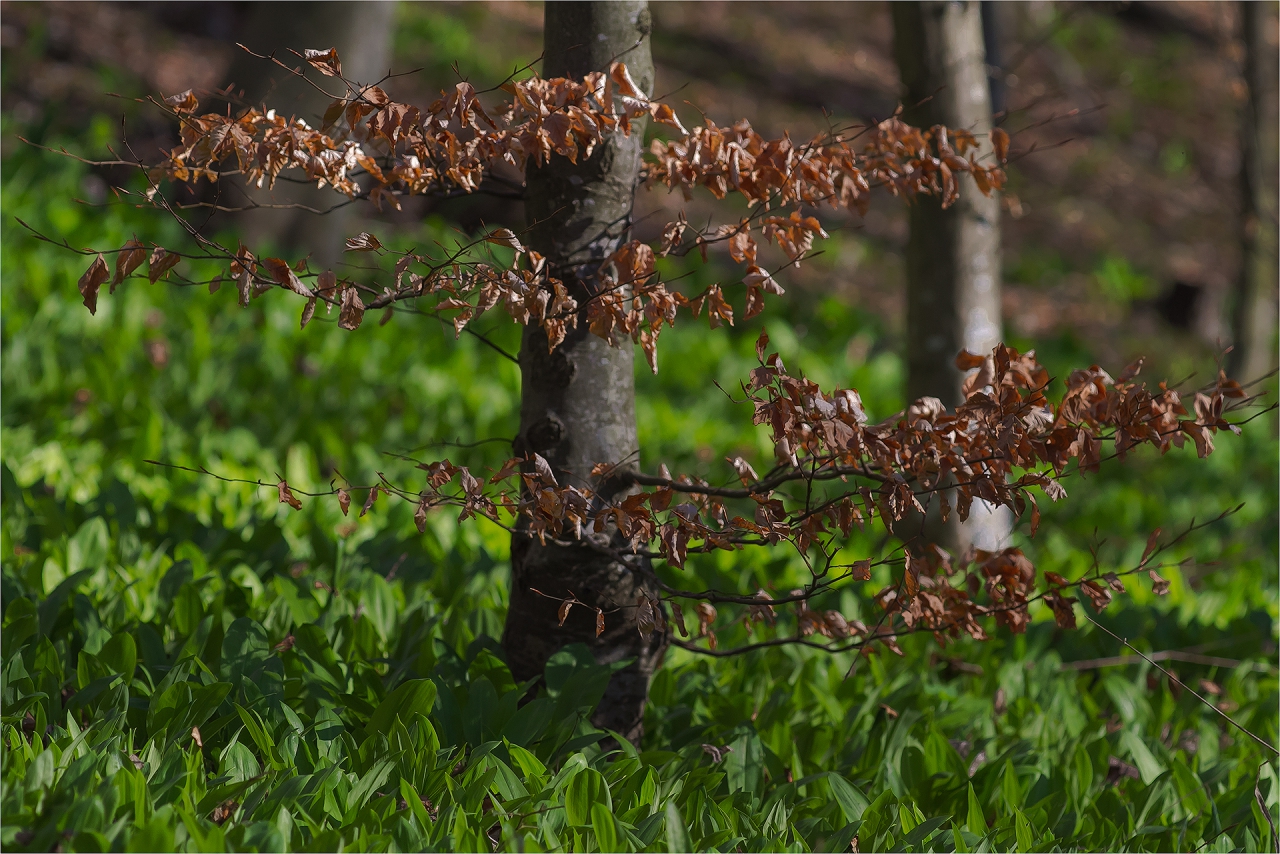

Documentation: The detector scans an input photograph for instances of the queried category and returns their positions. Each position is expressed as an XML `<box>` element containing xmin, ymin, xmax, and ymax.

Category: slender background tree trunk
<box><xmin>225</xmin><ymin>2</ymin><xmax>397</xmax><ymax>268</ymax></box>
<box><xmin>501</xmin><ymin>1</ymin><xmax>666</xmax><ymax>745</ymax></box>
<box><xmin>1229</xmin><ymin>0</ymin><xmax>1278</xmax><ymax>384</ymax></box>
<box><xmin>893</xmin><ymin>1</ymin><xmax>1011</xmax><ymax>552</ymax></box>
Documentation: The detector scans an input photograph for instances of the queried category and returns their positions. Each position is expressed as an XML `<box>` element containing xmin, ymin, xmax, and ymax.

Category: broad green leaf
<box><xmin>1015</xmin><ymin>809</ymin><xmax>1033</xmax><ymax>853</ymax></box>
<box><xmin>592</xmin><ymin>801</ymin><xmax>621</xmax><ymax>852</ymax></box>
<box><xmin>829</xmin><ymin>773</ymin><xmax>870</xmax><ymax>823</ymax></box>
<box><xmin>565</xmin><ymin>767</ymin><xmax>609</xmax><ymax>827</ymax></box>
<box><xmin>1119</xmin><ymin>730</ymin><xmax>1164</xmax><ymax>785</ymax></box>
<box><xmin>966</xmin><ymin>782</ymin><xmax>987</xmax><ymax>835</ymax></box>
<box><xmin>365</xmin><ymin>678</ymin><xmax>438</xmax><ymax>735</ymax></box>
<box><xmin>665</xmin><ymin>800</ymin><xmax>691</xmax><ymax>853</ymax></box>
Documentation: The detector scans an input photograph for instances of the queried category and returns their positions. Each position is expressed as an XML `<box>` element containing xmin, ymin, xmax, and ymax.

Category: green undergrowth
<box><xmin>2</xmin><ymin>119</ymin><xmax>1278</xmax><ymax>852</ymax></box>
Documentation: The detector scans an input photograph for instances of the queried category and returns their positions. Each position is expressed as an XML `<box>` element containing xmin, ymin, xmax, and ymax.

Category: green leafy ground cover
<box><xmin>2</xmin><ymin>112</ymin><xmax>1277</xmax><ymax>852</ymax></box>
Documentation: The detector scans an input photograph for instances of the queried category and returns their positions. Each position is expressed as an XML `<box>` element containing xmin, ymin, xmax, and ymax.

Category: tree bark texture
<box><xmin>893</xmin><ymin>1</ymin><xmax>1010</xmax><ymax>552</ymax></box>
<box><xmin>501</xmin><ymin>1</ymin><xmax>666</xmax><ymax>746</ymax></box>
<box><xmin>225</xmin><ymin>2</ymin><xmax>397</xmax><ymax>268</ymax></box>
<box><xmin>1229</xmin><ymin>1</ymin><xmax>1279</xmax><ymax>384</ymax></box>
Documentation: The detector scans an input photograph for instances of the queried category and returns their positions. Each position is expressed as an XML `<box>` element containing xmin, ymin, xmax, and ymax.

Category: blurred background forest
<box><xmin>1</xmin><ymin>2</ymin><xmax>1278</xmax><ymax>852</ymax></box>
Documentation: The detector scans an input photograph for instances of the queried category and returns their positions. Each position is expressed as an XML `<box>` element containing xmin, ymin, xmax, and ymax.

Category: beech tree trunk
<box><xmin>893</xmin><ymin>1</ymin><xmax>1011</xmax><ymax>552</ymax></box>
<box><xmin>501</xmin><ymin>1</ymin><xmax>666</xmax><ymax>745</ymax></box>
<box><xmin>1229</xmin><ymin>0</ymin><xmax>1279</xmax><ymax>383</ymax></box>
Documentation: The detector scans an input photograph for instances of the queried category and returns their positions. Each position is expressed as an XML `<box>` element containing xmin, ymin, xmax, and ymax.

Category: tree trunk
<box><xmin>893</xmin><ymin>1</ymin><xmax>1011</xmax><ymax>552</ymax></box>
<box><xmin>501</xmin><ymin>1</ymin><xmax>666</xmax><ymax>745</ymax></box>
<box><xmin>225</xmin><ymin>1</ymin><xmax>397</xmax><ymax>268</ymax></box>
<box><xmin>1229</xmin><ymin>0</ymin><xmax>1279</xmax><ymax>383</ymax></box>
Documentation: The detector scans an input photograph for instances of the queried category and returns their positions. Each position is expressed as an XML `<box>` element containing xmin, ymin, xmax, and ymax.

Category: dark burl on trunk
<box><xmin>501</xmin><ymin>1</ymin><xmax>667</xmax><ymax>746</ymax></box>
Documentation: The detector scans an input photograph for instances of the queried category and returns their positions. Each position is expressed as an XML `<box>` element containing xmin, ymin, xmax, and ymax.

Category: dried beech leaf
<box><xmin>338</xmin><ymin>287</ymin><xmax>365</xmax><ymax>330</ymax></box>
<box><xmin>990</xmin><ymin>127</ymin><xmax>1010</xmax><ymax>163</ymax></box>
<box><xmin>277</xmin><ymin>480</ymin><xmax>302</xmax><ymax>510</ymax></box>
<box><xmin>78</xmin><ymin>254</ymin><xmax>108</xmax><ymax>315</ymax></box>
<box><xmin>344</xmin><ymin>232</ymin><xmax>382</xmax><ymax>252</ymax></box>
<box><xmin>1148</xmin><ymin>569</ymin><xmax>1171</xmax><ymax>596</ymax></box>
<box><xmin>1140</xmin><ymin>528</ymin><xmax>1161</xmax><ymax>566</ymax></box>
<box><xmin>558</xmin><ymin>599</ymin><xmax>573</xmax><ymax>627</ymax></box>
<box><xmin>300</xmin><ymin>297</ymin><xmax>317</xmax><ymax>329</ymax></box>
<box><xmin>322</xmin><ymin>98</ymin><xmax>346</xmax><ymax>131</ymax></box>
<box><xmin>164</xmin><ymin>89</ymin><xmax>198</xmax><ymax>114</ymax></box>
<box><xmin>486</xmin><ymin>228</ymin><xmax>525</xmax><ymax>253</ymax></box>
<box><xmin>303</xmin><ymin>47</ymin><xmax>343</xmax><ymax>78</ymax></box>
<box><xmin>337</xmin><ymin>488</ymin><xmax>351</xmax><ymax>516</ymax></box>
<box><xmin>361</xmin><ymin>485</ymin><xmax>380</xmax><ymax>517</ymax></box>
<box><xmin>208</xmin><ymin>272</ymin><xmax>223</xmax><ymax>294</ymax></box>
<box><xmin>148</xmin><ymin>248</ymin><xmax>180</xmax><ymax>283</ymax></box>
<box><xmin>112</xmin><ymin>238</ymin><xmax>145</xmax><ymax>290</ymax></box>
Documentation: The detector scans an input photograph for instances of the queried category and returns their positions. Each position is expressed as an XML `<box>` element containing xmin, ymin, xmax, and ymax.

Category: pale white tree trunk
<box><xmin>1230</xmin><ymin>0</ymin><xmax>1279</xmax><ymax>384</ymax></box>
<box><xmin>893</xmin><ymin>1</ymin><xmax>1011</xmax><ymax>552</ymax></box>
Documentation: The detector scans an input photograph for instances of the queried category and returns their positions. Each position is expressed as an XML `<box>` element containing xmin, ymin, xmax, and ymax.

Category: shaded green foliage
<box><xmin>2</xmin><ymin>114</ymin><xmax>1277</xmax><ymax>852</ymax></box>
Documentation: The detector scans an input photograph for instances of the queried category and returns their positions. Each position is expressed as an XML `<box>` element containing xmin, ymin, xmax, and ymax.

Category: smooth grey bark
<box><xmin>226</xmin><ymin>2</ymin><xmax>397</xmax><ymax>268</ymax></box>
<box><xmin>1229</xmin><ymin>1</ymin><xmax>1278</xmax><ymax>383</ymax></box>
<box><xmin>501</xmin><ymin>1</ymin><xmax>666</xmax><ymax>745</ymax></box>
<box><xmin>893</xmin><ymin>1</ymin><xmax>1010</xmax><ymax>552</ymax></box>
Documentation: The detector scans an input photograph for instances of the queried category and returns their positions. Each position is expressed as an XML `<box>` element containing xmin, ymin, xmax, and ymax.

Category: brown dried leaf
<box><xmin>361</xmin><ymin>485</ymin><xmax>380</xmax><ymax>517</ymax></box>
<box><xmin>277</xmin><ymin>480</ymin><xmax>302</xmax><ymax>510</ymax></box>
<box><xmin>210</xmin><ymin>799</ymin><xmax>238</xmax><ymax>826</ymax></box>
<box><xmin>263</xmin><ymin>257</ymin><xmax>310</xmax><ymax>295</ymax></box>
<box><xmin>322</xmin><ymin>98</ymin><xmax>346</xmax><ymax>131</ymax></box>
<box><xmin>1140</xmin><ymin>528</ymin><xmax>1161</xmax><ymax>566</ymax></box>
<box><xmin>558</xmin><ymin>599</ymin><xmax>573</xmax><ymax>627</ymax></box>
<box><xmin>1148</xmin><ymin>569</ymin><xmax>1171</xmax><ymax>596</ymax></box>
<box><xmin>338</xmin><ymin>287</ymin><xmax>365</xmax><ymax>330</ymax></box>
<box><xmin>755</xmin><ymin>328</ymin><xmax>770</xmax><ymax>362</ymax></box>
<box><xmin>164</xmin><ymin>89</ymin><xmax>198</xmax><ymax>114</ymax></box>
<box><xmin>903</xmin><ymin>555</ymin><xmax>919</xmax><ymax>598</ymax></box>
<box><xmin>650</xmin><ymin>102</ymin><xmax>688</xmax><ymax>135</ymax></box>
<box><xmin>990</xmin><ymin>127</ymin><xmax>1010</xmax><ymax>163</ymax></box>
<box><xmin>595</xmin><ymin>608</ymin><xmax>605</xmax><ymax>638</ymax></box>
<box><xmin>300</xmin><ymin>297</ymin><xmax>317</xmax><ymax>329</ymax></box>
<box><xmin>337</xmin><ymin>488</ymin><xmax>351</xmax><ymax>516</ymax></box>
<box><xmin>669</xmin><ymin>600</ymin><xmax>688</xmax><ymax>637</ymax></box>
<box><xmin>344</xmin><ymin>232</ymin><xmax>383</xmax><ymax>252</ymax></box>
<box><xmin>609</xmin><ymin>62</ymin><xmax>645</xmax><ymax>99</ymax></box>
<box><xmin>851</xmin><ymin>559</ymin><xmax>872</xmax><ymax>581</ymax></box>
<box><xmin>208</xmin><ymin>272</ymin><xmax>223</xmax><ymax>294</ymax></box>
<box><xmin>112</xmin><ymin>238</ymin><xmax>145</xmax><ymax>289</ymax></box>
<box><xmin>1117</xmin><ymin>357</ymin><xmax>1145</xmax><ymax>383</ymax></box>
<box><xmin>78</xmin><ymin>254</ymin><xmax>108</xmax><ymax>315</ymax></box>
<box><xmin>148</xmin><ymin>248</ymin><xmax>181</xmax><ymax>283</ymax></box>
<box><xmin>486</xmin><ymin>228</ymin><xmax>525</xmax><ymax>253</ymax></box>
<box><xmin>304</xmin><ymin>47</ymin><xmax>343</xmax><ymax>78</ymax></box>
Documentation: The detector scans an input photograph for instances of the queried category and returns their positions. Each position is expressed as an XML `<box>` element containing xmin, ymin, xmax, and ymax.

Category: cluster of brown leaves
<box><xmin>151</xmin><ymin>62</ymin><xmax>683</xmax><ymax>208</ymax></box>
<box><xmin>62</xmin><ymin>49</ymin><xmax>1254</xmax><ymax>658</ymax></box>
<box><xmin>80</xmin><ymin>52</ymin><xmax>1008</xmax><ymax>370</ymax></box>
<box><xmin>261</xmin><ymin>336</ymin><xmax>1246</xmax><ymax>653</ymax></box>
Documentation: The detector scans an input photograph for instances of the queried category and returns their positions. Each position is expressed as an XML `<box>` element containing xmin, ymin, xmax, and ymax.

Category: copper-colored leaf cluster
<box><xmin>89</xmin><ymin>54</ymin><xmax>1009</xmax><ymax>369</ymax></box>
<box><xmin>51</xmin><ymin>48</ymin><xmax>1259</xmax><ymax>659</ymax></box>
<box><xmin>239</xmin><ymin>339</ymin><xmax>1249</xmax><ymax>655</ymax></box>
